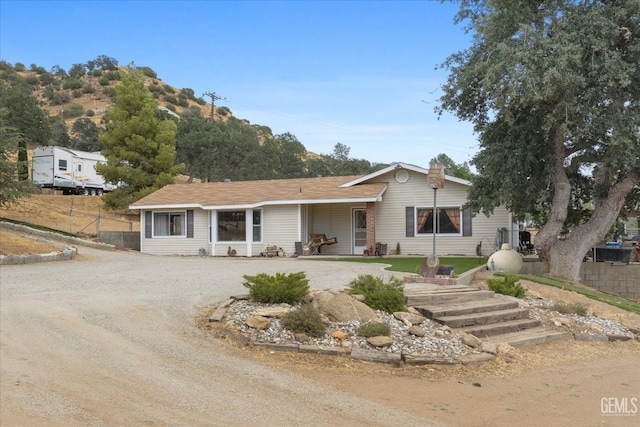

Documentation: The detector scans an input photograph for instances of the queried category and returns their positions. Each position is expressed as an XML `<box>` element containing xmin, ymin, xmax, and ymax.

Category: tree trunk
<box><xmin>535</xmin><ymin>126</ymin><xmax>640</xmax><ymax>282</ymax></box>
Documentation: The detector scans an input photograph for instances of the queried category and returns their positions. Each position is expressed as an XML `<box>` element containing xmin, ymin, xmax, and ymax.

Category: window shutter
<box><xmin>462</xmin><ymin>207</ymin><xmax>472</xmax><ymax>236</ymax></box>
<box><xmin>187</xmin><ymin>210</ymin><xmax>194</xmax><ymax>238</ymax></box>
<box><xmin>145</xmin><ymin>211</ymin><xmax>152</xmax><ymax>238</ymax></box>
<box><xmin>405</xmin><ymin>206</ymin><xmax>414</xmax><ymax>237</ymax></box>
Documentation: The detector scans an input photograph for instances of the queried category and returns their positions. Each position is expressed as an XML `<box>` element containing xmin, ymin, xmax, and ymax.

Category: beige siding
<box><xmin>369</xmin><ymin>170</ymin><xmax>511</xmax><ymax>257</ymax></box>
<box><xmin>308</xmin><ymin>204</ymin><xmax>360</xmax><ymax>255</ymax></box>
<box><xmin>141</xmin><ymin>209</ymin><xmax>209</xmax><ymax>256</ymax></box>
<box><xmin>258</xmin><ymin>205</ymin><xmax>300</xmax><ymax>255</ymax></box>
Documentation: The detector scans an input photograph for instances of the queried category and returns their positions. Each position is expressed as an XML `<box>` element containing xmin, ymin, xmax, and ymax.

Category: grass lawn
<box><xmin>312</xmin><ymin>256</ymin><xmax>487</xmax><ymax>275</ymax></box>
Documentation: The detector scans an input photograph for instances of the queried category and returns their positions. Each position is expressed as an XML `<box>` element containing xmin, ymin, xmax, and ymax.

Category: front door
<box><xmin>353</xmin><ymin>209</ymin><xmax>367</xmax><ymax>255</ymax></box>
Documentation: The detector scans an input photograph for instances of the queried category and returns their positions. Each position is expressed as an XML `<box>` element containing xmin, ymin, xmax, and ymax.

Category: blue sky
<box><xmin>0</xmin><ymin>0</ymin><xmax>476</xmax><ymax>168</ymax></box>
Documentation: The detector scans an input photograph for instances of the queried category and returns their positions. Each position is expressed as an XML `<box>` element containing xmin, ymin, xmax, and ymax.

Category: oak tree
<box><xmin>439</xmin><ymin>0</ymin><xmax>640</xmax><ymax>281</ymax></box>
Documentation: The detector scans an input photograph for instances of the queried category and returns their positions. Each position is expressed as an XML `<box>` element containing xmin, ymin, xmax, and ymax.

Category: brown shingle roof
<box><xmin>130</xmin><ymin>175</ymin><xmax>387</xmax><ymax>209</ymax></box>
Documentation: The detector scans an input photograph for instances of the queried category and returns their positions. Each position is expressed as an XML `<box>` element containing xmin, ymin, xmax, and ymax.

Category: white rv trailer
<box><xmin>31</xmin><ymin>146</ymin><xmax>116</xmax><ymax>195</ymax></box>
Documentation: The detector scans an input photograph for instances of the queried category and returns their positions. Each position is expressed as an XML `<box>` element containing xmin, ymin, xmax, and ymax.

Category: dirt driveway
<box><xmin>1</xmin><ymin>248</ymin><xmax>638</xmax><ymax>426</ymax></box>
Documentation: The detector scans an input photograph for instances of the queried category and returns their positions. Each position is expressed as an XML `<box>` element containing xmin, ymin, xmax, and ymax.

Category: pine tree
<box><xmin>97</xmin><ymin>68</ymin><xmax>184</xmax><ymax>210</ymax></box>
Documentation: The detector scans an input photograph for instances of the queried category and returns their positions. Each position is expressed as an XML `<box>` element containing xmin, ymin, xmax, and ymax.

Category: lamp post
<box><xmin>426</xmin><ymin>162</ymin><xmax>445</xmax><ymax>256</ymax></box>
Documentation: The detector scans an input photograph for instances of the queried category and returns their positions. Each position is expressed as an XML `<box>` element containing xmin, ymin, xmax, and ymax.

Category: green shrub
<box><xmin>148</xmin><ymin>83</ymin><xmax>164</xmax><ymax>94</ymax></box>
<box><xmin>242</xmin><ymin>272</ymin><xmax>309</xmax><ymax>304</ymax></box>
<box><xmin>14</xmin><ymin>62</ymin><xmax>26</xmax><ymax>72</ymax></box>
<box><xmin>486</xmin><ymin>275</ymin><xmax>526</xmax><ymax>298</ymax></box>
<box><xmin>105</xmin><ymin>70</ymin><xmax>120</xmax><ymax>81</ymax></box>
<box><xmin>103</xmin><ymin>87</ymin><xmax>116</xmax><ymax>100</ymax></box>
<box><xmin>357</xmin><ymin>322</ymin><xmax>391</xmax><ymax>337</ymax></box>
<box><xmin>62</xmin><ymin>103</ymin><xmax>85</xmax><ymax>118</ymax></box>
<box><xmin>99</xmin><ymin>76</ymin><xmax>110</xmax><ymax>86</ymax></box>
<box><xmin>25</xmin><ymin>75</ymin><xmax>39</xmax><ymax>86</ymax></box>
<box><xmin>72</xmin><ymin>89</ymin><xmax>82</xmax><ymax>98</ymax></box>
<box><xmin>195</xmin><ymin>97</ymin><xmax>206</xmax><ymax>106</ymax></box>
<box><xmin>164</xmin><ymin>94</ymin><xmax>178</xmax><ymax>105</ymax></box>
<box><xmin>347</xmin><ymin>274</ymin><xmax>406</xmax><ymax>313</ymax></box>
<box><xmin>163</xmin><ymin>84</ymin><xmax>175</xmax><ymax>94</ymax></box>
<box><xmin>165</xmin><ymin>103</ymin><xmax>176</xmax><ymax>112</ymax></box>
<box><xmin>63</xmin><ymin>79</ymin><xmax>82</xmax><ymax>90</ymax></box>
<box><xmin>217</xmin><ymin>106</ymin><xmax>231</xmax><ymax>116</ymax></box>
<box><xmin>552</xmin><ymin>302</ymin><xmax>588</xmax><ymax>316</ymax></box>
<box><xmin>85</xmin><ymin>110</ymin><xmax>95</xmax><ymax>117</ymax></box>
<box><xmin>82</xmin><ymin>84</ymin><xmax>94</xmax><ymax>94</ymax></box>
<box><xmin>281</xmin><ymin>304</ymin><xmax>326</xmax><ymax>338</ymax></box>
<box><xmin>139</xmin><ymin>66</ymin><xmax>157</xmax><ymax>78</ymax></box>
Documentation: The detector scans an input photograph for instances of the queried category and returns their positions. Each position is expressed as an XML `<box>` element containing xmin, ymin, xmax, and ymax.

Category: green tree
<box><xmin>0</xmin><ymin>109</ymin><xmax>37</xmax><ymax>206</ymax></box>
<box><xmin>48</xmin><ymin>117</ymin><xmax>71</xmax><ymax>147</ymax></box>
<box><xmin>97</xmin><ymin>69</ymin><xmax>184</xmax><ymax>210</ymax></box>
<box><xmin>429</xmin><ymin>153</ymin><xmax>474</xmax><ymax>181</ymax></box>
<box><xmin>71</xmin><ymin>118</ymin><xmax>102</xmax><ymax>152</ymax></box>
<box><xmin>438</xmin><ymin>0</ymin><xmax>640</xmax><ymax>281</ymax></box>
<box><xmin>0</xmin><ymin>85</ymin><xmax>50</xmax><ymax>180</ymax></box>
<box><xmin>261</xmin><ymin>132</ymin><xmax>307</xmax><ymax>179</ymax></box>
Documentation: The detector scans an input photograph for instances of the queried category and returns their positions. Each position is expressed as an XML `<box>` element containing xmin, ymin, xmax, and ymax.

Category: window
<box><xmin>218</xmin><ymin>211</ymin><xmax>246</xmax><ymax>241</ymax></box>
<box><xmin>153</xmin><ymin>212</ymin><xmax>186</xmax><ymax>237</ymax></box>
<box><xmin>416</xmin><ymin>207</ymin><xmax>461</xmax><ymax>235</ymax></box>
<box><xmin>216</xmin><ymin>210</ymin><xmax>261</xmax><ymax>242</ymax></box>
<box><xmin>252</xmin><ymin>210</ymin><xmax>262</xmax><ymax>242</ymax></box>
<box><xmin>76</xmin><ymin>164</ymin><xmax>82</xmax><ymax>173</ymax></box>
<box><xmin>59</xmin><ymin>159</ymin><xmax>67</xmax><ymax>171</ymax></box>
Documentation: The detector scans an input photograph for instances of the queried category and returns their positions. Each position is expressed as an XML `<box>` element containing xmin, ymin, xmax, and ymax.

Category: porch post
<box><xmin>366</xmin><ymin>202</ymin><xmax>376</xmax><ymax>254</ymax></box>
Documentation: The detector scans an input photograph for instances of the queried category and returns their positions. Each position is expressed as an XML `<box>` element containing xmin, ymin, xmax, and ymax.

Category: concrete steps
<box><xmin>482</xmin><ymin>329</ymin><xmax>571</xmax><ymax>348</ymax></box>
<box><xmin>405</xmin><ymin>285</ymin><xmax>570</xmax><ymax>348</ymax></box>
<box><xmin>460</xmin><ymin>318</ymin><xmax>541</xmax><ymax>337</ymax></box>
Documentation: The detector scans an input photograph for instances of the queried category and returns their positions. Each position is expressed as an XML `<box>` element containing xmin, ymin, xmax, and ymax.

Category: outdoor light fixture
<box><xmin>426</xmin><ymin>162</ymin><xmax>445</xmax><ymax>256</ymax></box>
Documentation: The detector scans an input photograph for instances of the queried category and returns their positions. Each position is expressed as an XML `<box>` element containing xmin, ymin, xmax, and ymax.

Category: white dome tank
<box><xmin>487</xmin><ymin>243</ymin><xmax>523</xmax><ymax>274</ymax></box>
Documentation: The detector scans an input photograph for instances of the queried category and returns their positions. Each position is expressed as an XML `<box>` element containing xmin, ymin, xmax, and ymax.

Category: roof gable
<box><xmin>339</xmin><ymin>162</ymin><xmax>471</xmax><ymax>187</ymax></box>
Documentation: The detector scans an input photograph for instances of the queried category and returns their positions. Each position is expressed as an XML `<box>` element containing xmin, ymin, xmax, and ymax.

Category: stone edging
<box><xmin>1</xmin><ymin>221</ymin><xmax>115</xmax><ymax>265</ymax></box>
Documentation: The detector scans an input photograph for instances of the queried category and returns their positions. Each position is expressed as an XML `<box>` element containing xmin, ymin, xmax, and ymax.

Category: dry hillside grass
<box><xmin>0</xmin><ymin>194</ymin><xmax>140</xmax><ymax>237</ymax></box>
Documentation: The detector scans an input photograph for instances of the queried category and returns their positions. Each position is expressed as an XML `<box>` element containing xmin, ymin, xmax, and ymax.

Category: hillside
<box><xmin>5</xmin><ymin>59</ymin><xmax>248</xmax><ymax>133</ymax></box>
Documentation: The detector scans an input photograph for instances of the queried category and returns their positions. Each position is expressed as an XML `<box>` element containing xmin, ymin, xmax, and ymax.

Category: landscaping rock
<box><xmin>254</xmin><ymin>307</ymin><xmax>291</xmax><ymax>317</ymax></box>
<box><xmin>409</xmin><ymin>325</ymin><xmax>426</xmax><ymax>337</ymax></box>
<box><xmin>459</xmin><ymin>332</ymin><xmax>483</xmax><ymax>349</ymax></box>
<box><xmin>245</xmin><ymin>315</ymin><xmax>270</xmax><ymax>330</ymax></box>
<box><xmin>367</xmin><ymin>336</ymin><xmax>394</xmax><ymax>347</ymax></box>
<box><xmin>312</xmin><ymin>291</ymin><xmax>379</xmax><ymax>323</ymax></box>
<box><xmin>393</xmin><ymin>311</ymin><xmax>425</xmax><ymax>326</ymax></box>
<box><xmin>331</xmin><ymin>330</ymin><xmax>350</xmax><ymax>340</ymax></box>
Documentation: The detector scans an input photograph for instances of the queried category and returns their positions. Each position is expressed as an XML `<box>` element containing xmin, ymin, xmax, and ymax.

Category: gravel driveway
<box><xmin>0</xmin><ymin>248</ymin><xmax>444</xmax><ymax>426</ymax></box>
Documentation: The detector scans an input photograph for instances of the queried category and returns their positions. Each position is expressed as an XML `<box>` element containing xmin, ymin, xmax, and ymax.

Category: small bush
<box><xmin>486</xmin><ymin>275</ymin><xmax>526</xmax><ymax>298</ymax></box>
<box><xmin>139</xmin><ymin>66</ymin><xmax>157</xmax><ymax>78</ymax></box>
<box><xmin>85</xmin><ymin>110</ymin><xmax>95</xmax><ymax>117</ymax></box>
<box><xmin>82</xmin><ymin>84</ymin><xmax>94</xmax><ymax>94</ymax></box>
<box><xmin>347</xmin><ymin>274</ymin><xmax>406</xmax><ymax>313</ymax></box>
<box><xmin>14</xmin><ymin>62</ymin><xmax>26</xmax><ymax>72</ymax></box>
<box><xmin>195</xmin><ymin>97</ymin><xmax>206</xmax><ymax>106</ymax></box>
<box><xmin>242</xmin><ymin>272</ymin><xmax>309</xmax><ymax>304</ymax></box>
<box><xmin>63</xmin><ymin>79</ymin><xmax>82</xmax><ymax>90</ymax></box>
<box><xmin>103</xmin><ymin>87</ymin><xmax>117</xmax><ymax>100</ymax></box>
<box><xmin>105</xmin><ymin>70</ymin><xmax>120</xmax><ymax>81</ymax></box>
<box><xmin>99</xmin><ymin>76</ymin><xmax>110</xmax><ymax>86</ymax></box>
<box><xmin>62</xmin><ymin>103</ymin><xmax>85</xmax><ymax>118</ymax></box>
<box><xmin>163</xmin><ymin>84</ymin><xmax>175</xmax><ymax>94</ymax></box>
<box><xmin>552</xmin><ymin>302</ymin><xmax>588</xmax><ymax>316</ymax></box>
<box><xmin>357</xmin><ymin>322</ymin><xmax>391</xmax><ymax>337</ymax></box>
<box><xmin>164</xmin><ymin>94</ymin><xmax>178</xmax><ymax>105</ymax></box>
<box><xmin>281</xmin><ymin>304</ymin><xmax>326</xmax><ymax>337</ymax></box>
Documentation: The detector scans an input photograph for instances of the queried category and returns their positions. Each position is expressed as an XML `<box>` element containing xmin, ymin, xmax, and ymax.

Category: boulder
<box><xmin>367</xmin><ymin>336</ymin><xmax>394</xmax><ymax>347</ymax></box>
<box><xmin>331</xmin><ymin>330</ymin><xmax>350</xmax><ymax>340</ymax></box>
<box><xmin>393</xmin><ymin>311</ymin><xmax>425</xmax><ymax>326</ymax></box>
<box><xmin>459</xmin><ymin>332</ymin><xmax>483</xmax><ymax>349</ymax></box>
<box><xmin>409</xmin><ymin>326</ymin><xmax>426</xmax><ymax>337</ymax></box>
<box><xmin>312</xmin><ymin>291</ymin><xmax>379</xmax><ymax>323</ymax></box>
<box><xmin>245</xmin><ymin>315</ymin><xmax>270</xmax><ymax>330</ymax></box>
<box><xmin>254</xmin><ymin>307</ymin><xmax>291</xmax><ymax>317</ymax></box>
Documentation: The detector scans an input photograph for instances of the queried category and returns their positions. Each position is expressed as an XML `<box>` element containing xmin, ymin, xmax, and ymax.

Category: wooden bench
<box><xmin>307</xmin><ymin>233</ymin><xmax>338</xmax><ymax>255</ymax></box>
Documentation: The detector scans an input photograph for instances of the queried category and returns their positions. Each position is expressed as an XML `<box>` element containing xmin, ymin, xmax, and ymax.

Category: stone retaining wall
<box><xmin>520</xmin><ymin>261</ymin><xmax>640</xmax><ymax>300</ymax></box>
<box><xmin>1</xmin><ymin>221</ymin><xmax>115</xmax><ymax>265</ymax></box>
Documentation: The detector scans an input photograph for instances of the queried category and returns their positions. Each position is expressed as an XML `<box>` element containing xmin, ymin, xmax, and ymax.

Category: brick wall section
<box><xmin>520</xmin><ymin>261</ymin><xmax>640</xmax><ymax>300</ymax></box>
<box><xmin>366</xmin><ymin>202</ymin><xmax>376</xmax><ymax>254</ymax></box>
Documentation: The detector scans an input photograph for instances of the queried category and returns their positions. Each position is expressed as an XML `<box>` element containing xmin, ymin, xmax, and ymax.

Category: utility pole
<box><xmin>202</xmin><ymin>91</ymin><xmax>226</xmax><ymax>121</ymax></box>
